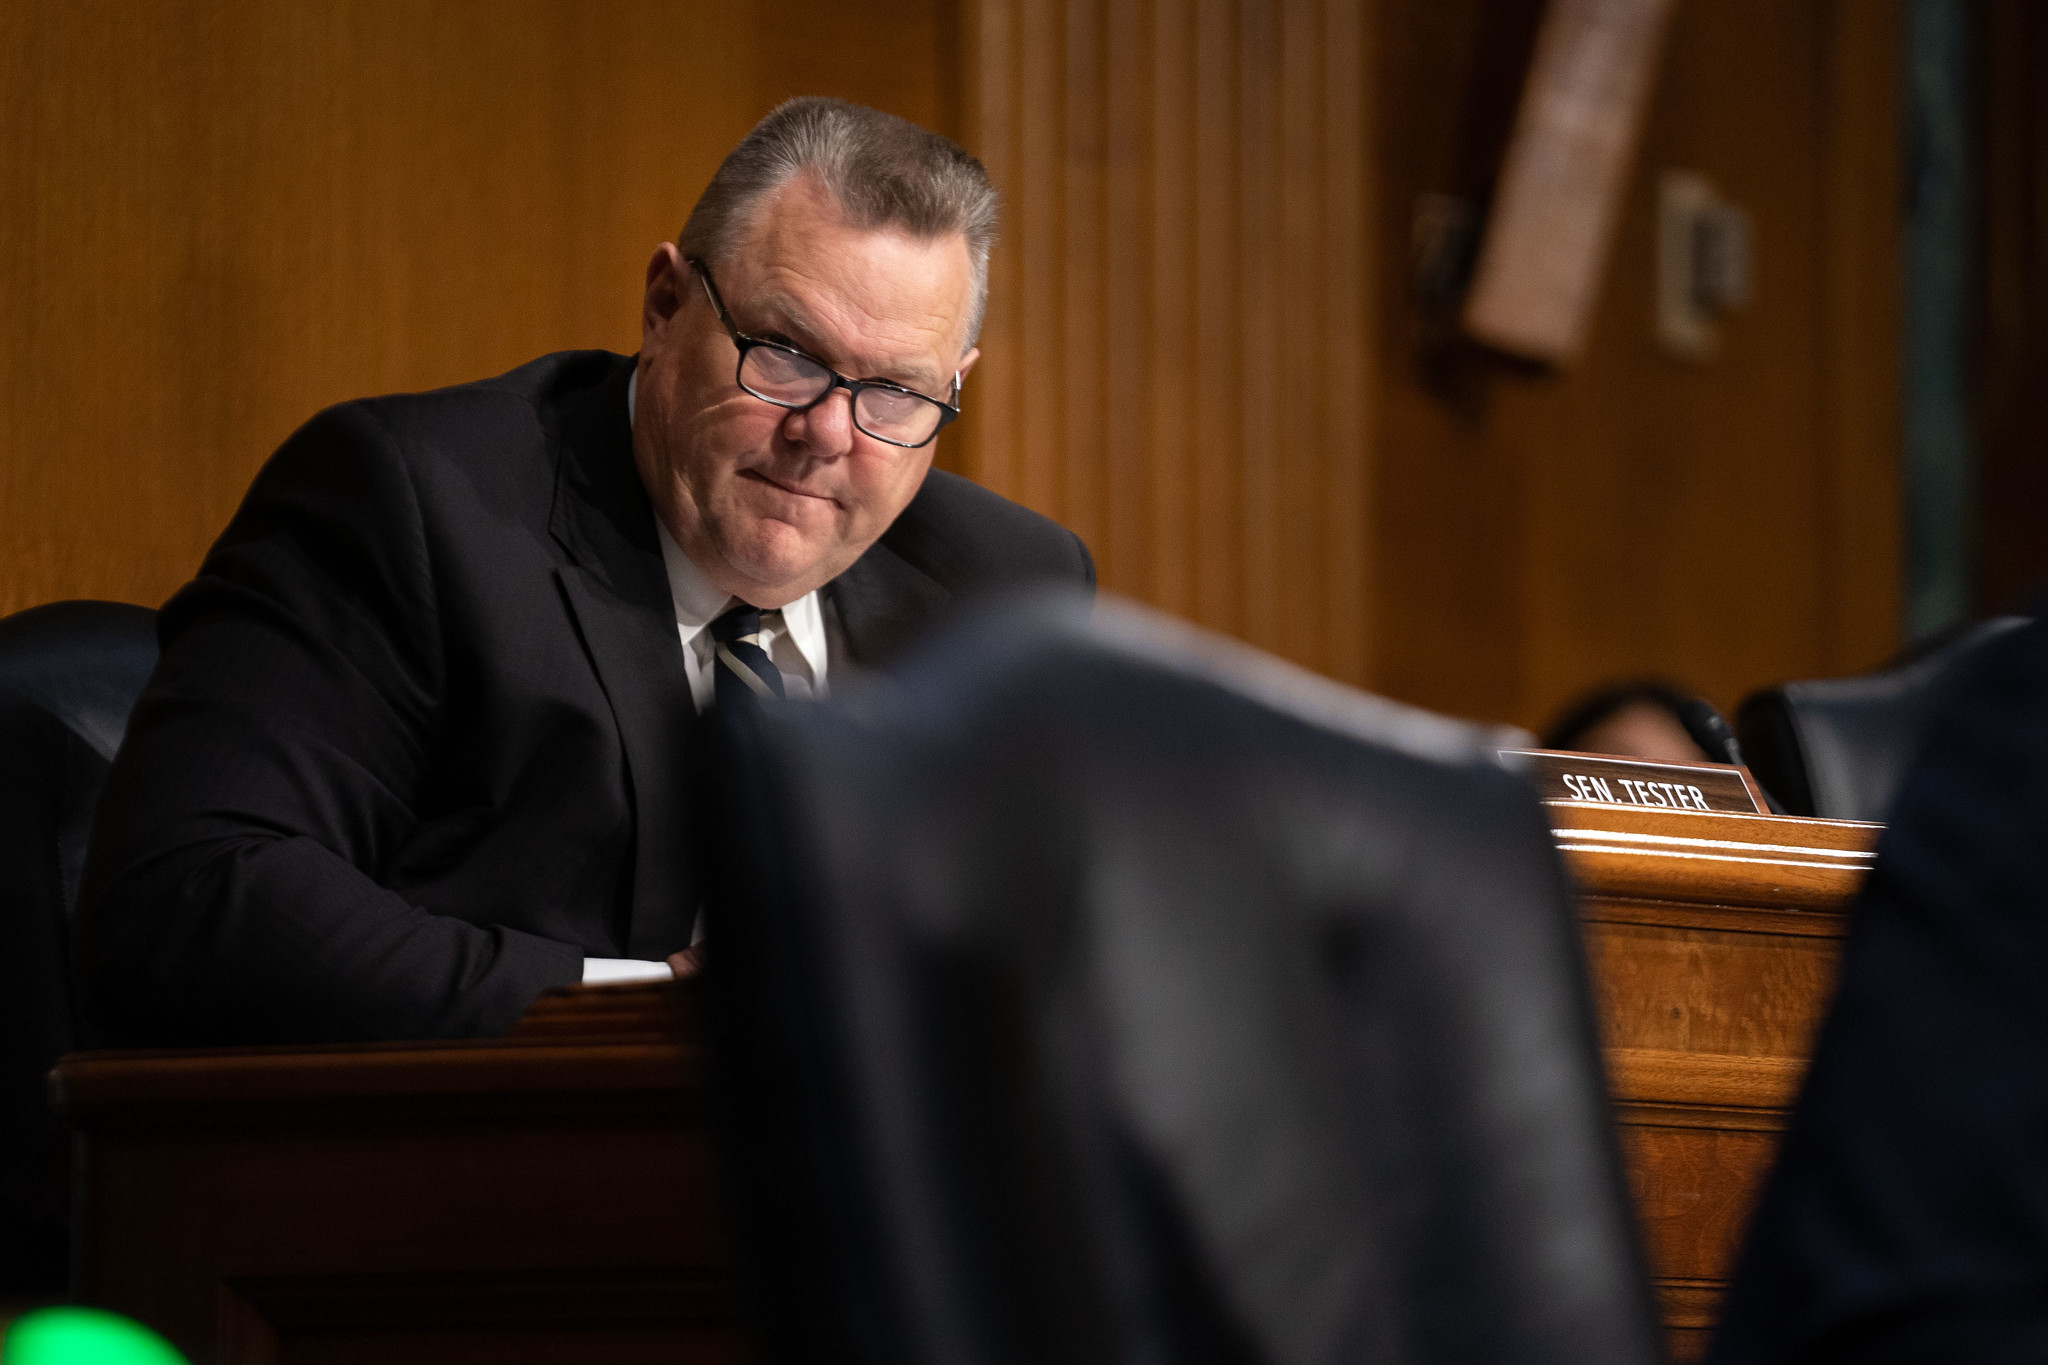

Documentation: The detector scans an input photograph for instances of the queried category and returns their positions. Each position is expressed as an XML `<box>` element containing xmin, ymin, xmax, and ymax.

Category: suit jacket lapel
<box><xmin>546</xmin><ymin>357</ymin><xmax>699</xmax><ymax>958</ymax></box>
<box><xmin>830</xmin><ymin>538</ymin><xmax>951</xmax><ymax>668</ymax></box>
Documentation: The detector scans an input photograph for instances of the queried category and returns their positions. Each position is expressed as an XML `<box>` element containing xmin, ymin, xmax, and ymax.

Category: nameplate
<box><xmin>1498</xmin><ymin>749</ymin><xmax>1766</xmax><ymax>815</ymax></box>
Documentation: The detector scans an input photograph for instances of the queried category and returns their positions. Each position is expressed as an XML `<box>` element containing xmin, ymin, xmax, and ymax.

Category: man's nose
<box><xmin>781</xmin><ymin>387</ymin><xmax>857</xmax><ymax>455</ymax></box>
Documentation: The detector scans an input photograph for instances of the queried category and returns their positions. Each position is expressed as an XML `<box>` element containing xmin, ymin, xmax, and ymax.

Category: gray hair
<box><xmin>680</xmin><ymin>97</ymin><xmax>999</xmax><ymax>347</ymax></box>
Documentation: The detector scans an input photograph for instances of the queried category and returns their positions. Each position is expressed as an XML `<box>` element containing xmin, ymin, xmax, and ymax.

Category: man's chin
<box><xmin>717</xmin><ymin>536</ymin><xmax>844</xmax><ymax>604</ymax></box>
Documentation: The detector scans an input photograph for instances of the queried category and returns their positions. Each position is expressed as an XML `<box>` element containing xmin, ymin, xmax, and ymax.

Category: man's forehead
<box><xmin>726</xmin><ymin>192</ymin><xmax>972</xmax><ymax>384</ymax></box>
<box><xmin>750</xmin><ymin>284</ymin><xmax>944</xmax><ymax>369</ymax></box>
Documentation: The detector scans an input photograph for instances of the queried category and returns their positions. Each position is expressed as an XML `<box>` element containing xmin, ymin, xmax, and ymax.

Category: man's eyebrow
<box><xmin>748</xmin><ymin>291</ymin><xmax>948</xmax><ymax>395</ymax></box>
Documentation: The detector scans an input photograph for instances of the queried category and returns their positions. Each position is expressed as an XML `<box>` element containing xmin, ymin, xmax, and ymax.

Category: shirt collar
<box><xmin>656</xmin><ymin>520</ymin><xmax>737</xmax><ymax>643</ymax></box>
<box><xmin>778</xmin><ymin>586</ymin><xmax>830</xmax><ymax>684</ymax></box>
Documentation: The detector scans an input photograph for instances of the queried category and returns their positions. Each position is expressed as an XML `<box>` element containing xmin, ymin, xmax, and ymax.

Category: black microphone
<box><xmin>1674</xmin><ymin>697</ymin><xmax>1741</xmax><ymax>767</ymax></box>
<box><xmin>1675</xmin><ymin>697</ymin><xmax>1785</xmax><ymax>813</ymax></box>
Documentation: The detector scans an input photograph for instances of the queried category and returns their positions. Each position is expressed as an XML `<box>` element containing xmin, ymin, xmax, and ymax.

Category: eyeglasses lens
<box><xmin>855</xmin><ymin>387</ymin><xmax>942</xmax><ymax>445</ymax></box>
<box><xmin>740</xmin><ymin>346</ymin><xmax>831</xmax><ymax>405</ymax></box>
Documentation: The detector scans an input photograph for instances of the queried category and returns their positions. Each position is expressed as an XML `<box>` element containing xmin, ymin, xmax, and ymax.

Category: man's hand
<box><xmin>666</xmin><ymin>946</ymin><xmax>703</xmax><ymax>979</ymax></box>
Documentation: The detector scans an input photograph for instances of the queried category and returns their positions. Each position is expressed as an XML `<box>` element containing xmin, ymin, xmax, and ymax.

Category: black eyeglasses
<box><xmin>687</xmin><ymin>257</ymin><xmax>961</xmax><ymax>449</ymax></box>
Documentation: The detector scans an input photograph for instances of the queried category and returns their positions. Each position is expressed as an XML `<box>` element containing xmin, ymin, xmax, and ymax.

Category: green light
<box><xmin>2</xmin><ymin>1309</ymin><xmax>187</xmax><ymax>1365</ymax></box>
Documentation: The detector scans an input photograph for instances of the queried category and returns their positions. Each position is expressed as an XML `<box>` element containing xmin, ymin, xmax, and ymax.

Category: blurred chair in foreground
<box><xmin>699</xmin><ymin>592</ymin><xmax>1662</xmax><ymax>1365</ymax></box>
<box><xmin>1735</xmin><ymin>617</ymin><xmax>2029</xmax><ymax>821</ymax></box>
<box><xmin>1543</xmin><ymin>679</ymin><xmax>1744</xmax><ymax>767</ymax></box>
<box><xmin>1710</xmin><ymin>609</ymin><xmax>2048</xmax><ymax>1362</ymax></box>
<box><xmin>0</xmin><ymin>602</ymin><xmax>157</xmax><ymax>1294</ymax></box>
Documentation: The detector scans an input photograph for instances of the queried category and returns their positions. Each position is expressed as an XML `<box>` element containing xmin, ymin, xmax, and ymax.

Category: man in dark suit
<box><xmin>1707</xmin><ymin>605</ymin><xmax>2048</xmax><ymax>1362</ymax></box>
<box><xmin>75</xmin><ymin>98</ymin><xmax>1092</xmax><ymax>1046</ymax></box>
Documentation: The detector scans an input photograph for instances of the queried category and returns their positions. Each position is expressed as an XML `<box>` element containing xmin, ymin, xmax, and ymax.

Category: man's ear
<box><xmin>955</xmin><ymin>346</ymin><xmax>981</xmax><ymax>385</ymax></box>
<box><xmin>642</xmin><ymin>244</ymin><xmax>688</xmax><ymax>348</ymax></box>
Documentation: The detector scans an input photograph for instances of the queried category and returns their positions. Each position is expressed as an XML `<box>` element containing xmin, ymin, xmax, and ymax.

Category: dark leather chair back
<box><xmin>1735</xmin><ymin>617</ymin><xmax>2029</xmax><ymax>821</ymax></box>
<box><xmin>0</xmin><ymin>600</ymin><xmax>158</xmax><ymax>1291</ymax></box>
<box><xmin>700</xmin><ymin>593</ymin><xmax>1661</xmax><ymax>1365</ymax></box>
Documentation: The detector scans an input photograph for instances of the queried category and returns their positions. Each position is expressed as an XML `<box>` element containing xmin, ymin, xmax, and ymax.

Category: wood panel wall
<box><xmin>0</xmin><ymin>0</ymin><xmax>955</xmax><ymax>617</ymax></box>
<box><xmin>956</xmin><ymin>0</ymin><xmax>1373</xmax><ymax>685</ymax></box>
<box><xmin>964</xmin><ymin>0</ymin><xmax>1903</xmax><ymax>728</ymax></box>
<box><xmin>1374</xmin><ymin>0</ymin><xmax>1903</xmax><ymax>728</ymax></box>
<box><xmin>8</xmin><ymin>0</ymin><xmax>1906</xmax><ymax>732</ymax></box>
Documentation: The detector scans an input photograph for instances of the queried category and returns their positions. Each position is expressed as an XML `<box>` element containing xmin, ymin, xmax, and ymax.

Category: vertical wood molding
<box><xmin>1819</xmin><ymin>0</ymin><xmax>1904</xmax><ymax>672</ymax></box>
<box><xmin>959</xmin><ymin>0</ymin><xmax>1373</xmax><ymax>684</ymax></box>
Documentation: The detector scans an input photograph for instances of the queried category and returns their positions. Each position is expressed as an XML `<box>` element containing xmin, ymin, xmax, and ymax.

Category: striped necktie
<box><xmin>710</xmin><ymin>603</ymin><xmax>787</xmax><ymax>706</ymax></box>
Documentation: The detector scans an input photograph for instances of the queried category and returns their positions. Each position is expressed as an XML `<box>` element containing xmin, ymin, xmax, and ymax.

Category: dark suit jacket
<box><xmin>75</xmin><ymin>351</ymin><xmax>1093</xmax><ymax>1046</ymax></box>
<box><xmin>1707</xmin><ymin>606</ymin><xmax>2048</xmax><ymax>1364</ymax></box>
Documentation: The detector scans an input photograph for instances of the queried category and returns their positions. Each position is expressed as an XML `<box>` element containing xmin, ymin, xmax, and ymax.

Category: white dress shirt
<box><xmin>583</xmin><ymin>369</ymin><xmax>833</xmax><ymax>985</ymax></box>
<box><xmin>654</xmin><ymin>520</ymin><xmax>829</xmax><ymax>709</ymax></box>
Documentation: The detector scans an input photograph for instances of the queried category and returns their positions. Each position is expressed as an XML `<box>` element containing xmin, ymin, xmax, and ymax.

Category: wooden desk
<box><xmin>54</xmin><ymin>803</ymin><xmax>1877</xmax><ymax>1364</ymax></box>
<box><xmin>52</xmin><ymin>986</ymin><xmax>739</xmax><ymax>1364</ymax></box>
<box><xmin>1555</xmin><ymin>800</ymin><xmax>1878</xmax><ymax>1361</ymax></box>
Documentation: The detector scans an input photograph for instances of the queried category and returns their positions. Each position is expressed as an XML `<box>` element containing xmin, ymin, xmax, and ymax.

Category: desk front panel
<box><xmin>1558</xmin><ymin>801</ymin><xmax>1877</xmax><ymax>1361</ymax></box>
<box><xmin>55</xmin><ymin>1025</ymin><xmax>739</xmax><ymax>1364</ymax></box>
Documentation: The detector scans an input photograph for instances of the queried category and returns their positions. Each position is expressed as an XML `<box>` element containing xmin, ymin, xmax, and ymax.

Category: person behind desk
<box><xmin>1542</xmin><ymin>678</ymin><xmax>1738</xmax><ymax>766</ymax></box>
<box><xmin>75</xmin><ymin>98</ymin><xmax>1094</xmax><ymax>1046</ymax></box>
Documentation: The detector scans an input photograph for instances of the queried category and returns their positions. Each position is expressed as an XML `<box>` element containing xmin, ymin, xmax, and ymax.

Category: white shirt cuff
<box><xmin>580</xmin><ymin>957</ymin><xmax>677</xmax><ymax>985</ymax></box>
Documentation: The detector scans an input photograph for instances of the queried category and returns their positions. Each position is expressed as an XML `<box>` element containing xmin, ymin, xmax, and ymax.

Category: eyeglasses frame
<box><xmin>686</xmin><ymin>256</ymin><xmax>961</xmax><ymax>450</ymax></box>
